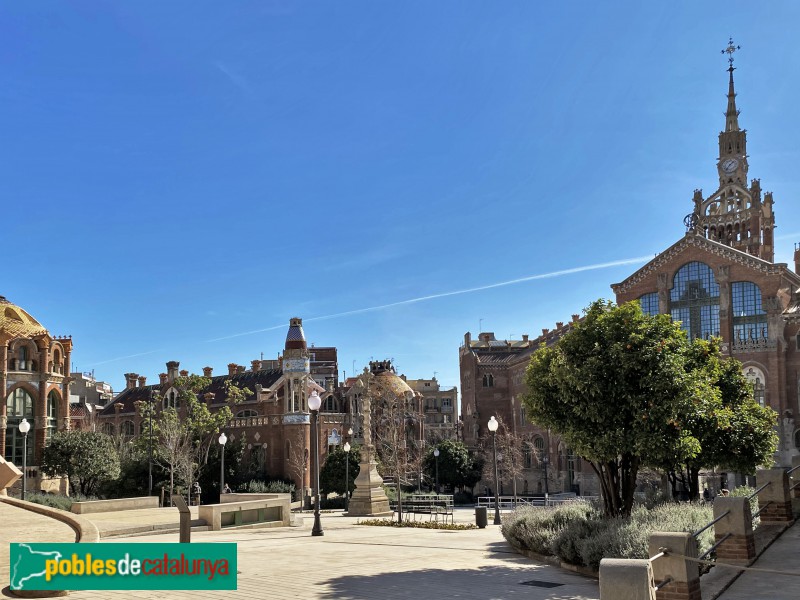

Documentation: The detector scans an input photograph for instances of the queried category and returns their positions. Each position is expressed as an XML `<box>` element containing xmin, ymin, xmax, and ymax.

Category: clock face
<box><xmin>722</xmin><ymin>158</ymin><xmax>739</xmax><ymax>174</ymax></box>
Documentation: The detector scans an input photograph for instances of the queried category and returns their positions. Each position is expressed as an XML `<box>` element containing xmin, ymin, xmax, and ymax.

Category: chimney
<box><xmin>166</xmin><ymin>361</ymin><xmax>180</xmax><ymax>383</ymax></box>
<box><xmin>203</xmin><ymin>366</ymin><xmax>213</xmax><ymax>378</ymax></box>
<box><xmin>236</xmin><ymin>365</ymin><xmax>245</xmax><ymax>374</ymax></box>
<box><xmin>522</xmin><ymin>334</ymin><xmax>529</xmax><ymax>342</ymax></box>
<box><xmin>124</xmin><ymin>373</ymin><xmax>138</xmax><ymax>390</ymax></box>
<box><xmin>137</xmin><ymin>376</ymin><xmax>147</xmax><ymax>388</ymax></box>
<box><xmin>159</xmin><ymin>373</ymin><xmax>168</xmax><ymax>385</ymax></box>
<box><xmin>572</xmin><ymin>314</ymin><xmax>580</xmax><ymax>322</ymax></box>
<box><xmin>795</xmin><ymin>243</ymin><xmax>800</xmax><ymax>274</ymax></box>
<box><xmin>542</xmin><ymin>328</ymin><xmax>549</xmax><ymax>336</ymax></box>
<box><xmin>179</xmin><ymin>369</ymin><xmax>189</xmax><ymax>377</ymax></box>
<box><xmin>556</xmin><ymin>322</ymin><xmax>564</xmax><ymax>329</ymax></box>
<box><xmin>251</xmin><ymin>360</ymin><xmax>261</xmax><ymax>372</ymax></box>
<box><xmin>228</xmin><ymin>363</ymin><xmax>238</xmax><ymax>376</ymax></box>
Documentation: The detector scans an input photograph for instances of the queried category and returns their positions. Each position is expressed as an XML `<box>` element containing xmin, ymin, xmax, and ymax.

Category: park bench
<box><xmin>392</xmin><ymin>494</ymin><xmax>454</xmax><ymax>524</ymax></box>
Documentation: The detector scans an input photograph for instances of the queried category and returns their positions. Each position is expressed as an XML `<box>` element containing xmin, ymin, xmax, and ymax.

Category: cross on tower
<box><xmin>722</xmin><ymin>37</ymin><xmax>740</xmax><ymax>68</ymax></box>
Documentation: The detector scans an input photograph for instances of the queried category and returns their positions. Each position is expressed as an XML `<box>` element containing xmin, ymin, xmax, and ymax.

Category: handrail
<box><xmin>786</xmin><ymin>464</ymin><xmax>800</xmax><ymax>475</ymax></box>
<box><xmin>752</xmin><ymin>500</ymin><xmax>772</xmax><ymax>520</ymax></box>
<box><xmin>790</xmin><ymin>481</ymin><xmax>800</xmax><ymax>491</ymax></box>
<box><xmin>692</xmin><ymin>510</ymin><xmax>730</xmax><ymax>538</ymax></box>
<box><xmin>653</xmin><ymin>577</ymin><xmax>673</xmax><ymax>591</ymax></box>
<box><xmin>648</xmin><ymin>551</ymin><xmax>666</xmax><ymax>562</ymax></box>
<box><xmin>748</xmin><ymin>481</ymin><xmax>770</xmax><ymax>499</ymax></box>
<box><xmin>698</xmin><ymin>532</ymin><xmax>732</xmax><ymax>560</ymax></box>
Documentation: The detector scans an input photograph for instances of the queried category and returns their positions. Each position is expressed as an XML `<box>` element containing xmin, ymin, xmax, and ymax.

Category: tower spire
<box><xmin>722</xmin><ymin>37</ymin><xmax>741</xmax><ymax>132</ymax></box>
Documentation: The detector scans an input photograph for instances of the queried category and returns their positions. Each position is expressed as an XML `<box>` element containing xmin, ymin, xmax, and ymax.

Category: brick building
<box><xmin>98</xmin><ymin>318</ymin><xmax>347</xmax><ymax>492</ymax></box>
<box><xmin>402</xmin><ymin>376</ymin><xmax>458</xmax><ymax>443</ymax></box>
<box><xmin>612</xmin><ymin>57</ymin><xmax>800</xmax><ymax>470</ymax></box>
<box><xmin>1</xmin><ymin>295</ymin><xmax>72</xmax><ymax>469</ymax></box>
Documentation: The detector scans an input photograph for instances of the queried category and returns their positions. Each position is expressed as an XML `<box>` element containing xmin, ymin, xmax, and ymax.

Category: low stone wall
<box><xmin>199</xmin><ymin>497</ymin><xmax>291</xmax><ymax>530</ymax></box>
<box><xmin>70</xmin><ymin>496</ymin><xmax>159</xmax><ymax>514</ymax></box>
<box><xmin>1</xmin><ymin>496</ymin><xmax>99</xmax><ymax>543</ymax></box>
<box><xmin>219</xmin><ymin>493</ymin><xmax>289</xmax><ymax>505</ymax></box>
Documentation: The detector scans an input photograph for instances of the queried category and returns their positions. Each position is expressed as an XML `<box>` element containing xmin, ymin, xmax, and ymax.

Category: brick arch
<box><xmin>49</xmin><ymin>341</ymin><xmax>66</xmax><ymax>374</ymax></box>
<box><xmin>6</xmin><ymin>381</ymin><xmax>39</xmax><ymax>402</ymax></box>
<box><xmin>7</xmin><ymin>338</ymin><xmax>39</xmax><ymax>372</ymax></box>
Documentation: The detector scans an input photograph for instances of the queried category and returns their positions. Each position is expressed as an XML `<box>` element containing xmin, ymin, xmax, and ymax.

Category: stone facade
<box><xmin>402</xmin><ymin>376</ymin><xmax>458</xmax><ymax>443</ymax></box>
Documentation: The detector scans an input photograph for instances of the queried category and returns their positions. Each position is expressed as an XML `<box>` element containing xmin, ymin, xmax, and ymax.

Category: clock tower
<box><xmin>690</xmin><ymin>40</ymin><xmax>775</xmax><ymax>261</ymax></box>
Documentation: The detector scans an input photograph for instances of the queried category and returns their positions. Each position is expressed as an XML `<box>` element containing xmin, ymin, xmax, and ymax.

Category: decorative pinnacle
<box><xmin>722</xmin><ymin>37</ymin><xmax>740</xmax><ymax>69</ymax></box>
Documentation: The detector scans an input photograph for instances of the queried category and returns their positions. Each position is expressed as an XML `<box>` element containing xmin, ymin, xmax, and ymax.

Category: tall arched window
<box><xmin>18</xmin><ymin>347</ymin><xmax>29</xmax><ymax>371</ymax></box>
<box><xmin>639</xmin><ymin>292</ymin><xmax>659</xmax><ymax>316</ymax></box>
<box><xmin>744</xmin><ymin>367</ymin><xmax>766</xmax><ymax>407</ymax></box>
<box><xmin>523</xmin><ymin>443</ymin><xmax>533</xmax><ymax>468</ymax></box>
<box><xmin>121</xmin><ymin>421</ymin><xmax>136</xmax><ymax>438</ymax></box>
<box><xmin>46</xmin><ymin>390</ymin><xmax>59</xmax><ymax>444</ymax></box>
<box><xmin>5</xmin><ymin>388</ymin><xmax>35</xmax><ymax>464</ymax></box>
<box><xmin>482</xmin><ymin>374</ymin><xmax>494</xmax><ymax>388</ymax></box>
<box><xmin>732</xmin><ymin>282</ymin><xmax>768</xmax><ymax>341</ymax></box>
<box><xmin>670</xmin><ymin>262</ymin><xmax>720</xmax><ymax>339</ymax></box>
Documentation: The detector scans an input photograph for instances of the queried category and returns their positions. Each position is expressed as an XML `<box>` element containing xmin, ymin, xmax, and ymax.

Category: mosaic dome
<box><xmin>0</xmin><ymin>296</ymin><xmax>48</xmax><ymax>339</ymax></box>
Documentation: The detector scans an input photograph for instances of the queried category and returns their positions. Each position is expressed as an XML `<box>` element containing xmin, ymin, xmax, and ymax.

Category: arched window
<box><xmin>732</xmin><ymin>282</ymin><xmax>768</xmax><ymax>341</ymax></box>
<box><xmin>5</xmin><ymin>388</ymin><xmax>35</xmax><ymax>464</ymax></box>
<box><xmin>163</xmin><ymin>389</ymin><xmax>179</xmax><ymax>410</ymax></box>
<box><xmin>53</xmin><ymin>349</ymin><xmax>62</xmax><ymax>374</ymax></box>
<box><xmin>323</xmin><ymin>395</ymin><xmax>337</xmax><ymax>412</ymax></box>
<box><xmin>744</xmin><ymin>367</ymin><xmax>766</xmax><ymax>407</ymax></box>
<box><xmin>638</xmin><ymin>292</ymin><xmax>659</xmax><ymax>316</ymax></box>
<box><xmin>46</xmin><ymin>390</ymin><xmax>59</xmax><ymax>444</ymax></box>
<box><xmin>18</xmin><ymin>346</ymin><xmax>29</xmax><ymax>371</ymax></box>
<box><xmin>670</xmin><ymin>262</ymin><xmax>720</xmax><ymax>340</ymax></box>
<box><xmin>523</xmin><ymin>443</ymin><xmax>533</xmax><ymax>468</ymax></box>
<box><xmin>236</xmin><ymin>409</ymin><xmax>258</xmax><ymax>418</ymax></box>
<box><xmin>102</xmin><ymin>422</ymin><xmax>116</xmax><ymax>436</ymax></box>
<box><xmin>482</xmin><ymin>374</ymin><xmax>494</xmax><ymax>388</ymax></box>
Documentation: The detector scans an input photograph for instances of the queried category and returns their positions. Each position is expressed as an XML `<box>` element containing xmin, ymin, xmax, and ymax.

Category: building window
<box><xmin>46</xmin><ymin>390</ymin><xmax>59</xmax><ymax>444</ymax></box>
<box><xmin>323</xmin><ymin>396</ymin><xmax>337</xmax><ymax>412</ymax></box>
<box><xmin>639</xmin><ymin>292</ymin><xmax>660</xmax><ymax>316</ymax></box>
<box><xmin>237</xmin><ymin>409</ymin><xmax>258</xmax><ymax>418</ymax></box>
<box><xmin>732</xmin><ymin>282</ymin><xmax>768</xmax><ymax>340</ymax></box>
<box><xmin>121</xmin><ymin>420</ymin><xmax>136</xmax><ymax>438</ymax></box>
<box><xmin>795</xmin><ymin>430</ymin><xmax>800</xmax><ymax>449</ymax></box>
<box><xmin>523</xmin><ymin>443</ymin><xmax>533</xmax><ymax>469</ymax></box>
<box><xmin>163</xmin><ymin>389</ymin><xmax>179</xmax><ymax>410</ymax></box>
<box><xmin>744</xmin><ymin>367</ymin><xmax>766</xmax><ymax>407</ymax></box>
<box><xmin>18</xmin><ymin>346</ymin><xmax>29</xmax><ymax>371</ymax></box>
<box><xmin>482</xmin><ymin>374</ymin><xmax>494</xmax><ymax>388</ymax></box>
<box><xmin>670</xmin><ymin>262</ymin><xmax>720</xmax><ymax>340</ymax></box>
<box><xmin>102</xmin><ymin>422</ymin><xmax>116</xmax><ymax>436</ymax></box>
<box><xmin>442</xmin><ymin>398</ymin><xmax>452</xmax><ymax>409</ymax></box>
<box><xmin>5</xmin><ymin>388</ymin><xmax>35</xmax><ymax>464</ymax></box>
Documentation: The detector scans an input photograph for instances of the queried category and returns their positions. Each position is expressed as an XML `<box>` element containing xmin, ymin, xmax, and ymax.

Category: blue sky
<box><xmin>3</xmin><ymin>2</ymin><xmax>800</xmax><ymax>395</ymax></box>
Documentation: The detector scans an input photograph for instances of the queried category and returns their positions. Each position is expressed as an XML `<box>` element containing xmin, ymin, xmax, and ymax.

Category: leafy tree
<box><xmin>41</xmin><ymin>430</ymin><xmax>121</xmax><ymax>496</ymax></box>
<box><xmin>320</xmin><ymin>445</ymin><xmax>360</xmax><ymax>497</ymax></box>
<box><xmin>422</xmin><ymin>439</ymin><xmax>483</xmax><ymax>493</ymax></box>
<box><xmin>659</xmin><ymin>338</ymin><xmax>777</xmax><ymax>499</ymax></box>
<box><xmin>523</xmin><ymin>300</ymin><xmax>699</xmax><ymax>517</ymax></box>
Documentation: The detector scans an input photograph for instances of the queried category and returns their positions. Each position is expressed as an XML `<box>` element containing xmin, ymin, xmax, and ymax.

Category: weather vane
<box><xmin>722</xmin><ymin>37</ymin><xmax>740</xmax><ymax>67</ymax></box>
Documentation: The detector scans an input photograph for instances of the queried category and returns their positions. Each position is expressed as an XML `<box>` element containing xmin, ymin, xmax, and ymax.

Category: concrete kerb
<box><xmin>0</xmin><ymin>496</ymin><xmax>99</xmax><ymax>543</ymax></box>
<box><xmin>1</xmin><ymin>496</ymin><xmax>99</xmax><ymax>598</ymax></box>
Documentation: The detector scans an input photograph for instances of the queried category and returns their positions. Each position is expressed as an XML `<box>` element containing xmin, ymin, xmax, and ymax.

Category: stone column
<box><xmin>599</xmin><ymin>558</ymin><xmax>655</xmax><ymax>600</ymax></box>
<box><xmin>648</xmin><ymin>532</ymin><xmax>701</xmax><ymax>600</ymax></box>
<box><xmin>756</xmin><ymin>468</ymin><xmax>793</xmax><ymax>522</ymax></box>
<box><xmin>713</xmin><ymin>497</ymin><xmax>755</xmax><ymax>564</ymax></box>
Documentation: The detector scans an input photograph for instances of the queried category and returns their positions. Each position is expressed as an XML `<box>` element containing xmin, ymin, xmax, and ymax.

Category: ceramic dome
<box><xmin>0</xmin><ymin>296</ymin><xmax>48</xmax><ymax>339</ymax></box>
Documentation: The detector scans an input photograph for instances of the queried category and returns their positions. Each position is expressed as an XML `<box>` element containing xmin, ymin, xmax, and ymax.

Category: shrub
<box><xmin>23</xmin><ymin>492</ymin><xmax>97</xmax><ymax>511</ymax></box>
<box><xmin>729</xmin><ymin>485</ymin><xmax>759</xmax><ymax>525</ymax></box>
<box><xmin>357</xmin><ymin>519</ymin><xmax>476</xmax><ymax>530</ymax></box>
<box><xmin>503</xmin><ymin>500</ymin><xmax>715</xmax><ymax>570</ymax></box>
<box><xmin>320</xmin><ymin>496</ymin><xmax>345</xmax><ymax>510</ymax></box>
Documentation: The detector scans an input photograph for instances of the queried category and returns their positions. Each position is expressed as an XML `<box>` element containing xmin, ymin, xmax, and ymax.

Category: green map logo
<box><xmin>10</xmin><ymin>543</ymin><xmax>237</xmax><ymax>591</ymax></box>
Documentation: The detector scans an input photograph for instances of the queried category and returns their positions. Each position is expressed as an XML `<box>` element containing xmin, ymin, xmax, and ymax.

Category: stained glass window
<box><xmin>670</xmin><ymin>262</ymin><xmax>720</xmax><ymax>339</ymax></box>
<box><xmin>639</xmin><ymin>292</ymin><xmax>660</xmax><ymax>316</ymax></box>
<box><xmin>732</xmin><ymin>282</ymin><xmax>768</xmax><ymax>340</ymax></box>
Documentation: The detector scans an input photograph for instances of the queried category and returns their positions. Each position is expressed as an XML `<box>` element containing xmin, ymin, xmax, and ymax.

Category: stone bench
<box><xmin>198</xmin><ymin>496</ymin><xmax>291</xmax><ymax>531</ymax></box>
<box><xmin>70</xmin><ymin>496</ymin><xmax>159</xmax><ymax>514</ymax></box>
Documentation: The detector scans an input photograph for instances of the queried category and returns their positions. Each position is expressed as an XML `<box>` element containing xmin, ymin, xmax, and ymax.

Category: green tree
<box><xmin>660</xmin><ymin>338</ymin><xmax>777</xmax><ymax>499</ymax></box>
<box><xmin>523</xmin><ymin>300</ymin><xmax>699</xmax><ymax>517</ymax></box>
<box><xmin>41</xmin><ymin>430</ymin><xmax>121</xmax><ymax>496</ymax></box>
<box><xmin>422</xmin><ymin>439</ymin><xmax>481</xmax><ymax>492</ymax></box>
<box><xmin>319</xmin><ymin>445</ymin><xmax>361</xmax><ymax>497</ymax></box>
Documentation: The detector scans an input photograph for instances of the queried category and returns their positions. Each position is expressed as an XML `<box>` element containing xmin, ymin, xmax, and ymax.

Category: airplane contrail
<box><xmin>205</xmin><ymin>255</ymin><xmax>652</xmax><ymax>342</ymax></box>
<box><xmin>86</xmin><ymin>349</ymin><xmax>167</xmax><ymax>367</ymax></box>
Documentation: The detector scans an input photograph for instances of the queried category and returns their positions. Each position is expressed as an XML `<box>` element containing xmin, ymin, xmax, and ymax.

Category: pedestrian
<box><xmin>191</xmin><ymin>481</ymin><xmax>202</xmax><ymax>506</ymax></box>
<box><xmin>223</xmin><ymin>483</ymin><xmax>232</xmax><ymax>494</ymax></box>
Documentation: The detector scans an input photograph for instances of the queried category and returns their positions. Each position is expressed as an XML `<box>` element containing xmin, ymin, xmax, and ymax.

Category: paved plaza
<box><xmin>3</xmin><ymin>499</ymin><xmax>799</xmax><ymax>600</ymax></box>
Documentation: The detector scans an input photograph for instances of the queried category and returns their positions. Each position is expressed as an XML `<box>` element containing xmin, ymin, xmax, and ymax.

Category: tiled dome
<box><xmin>0</xmin><ymin>296</ymin><xmax>48</xmax><ymax>339</ymax></box>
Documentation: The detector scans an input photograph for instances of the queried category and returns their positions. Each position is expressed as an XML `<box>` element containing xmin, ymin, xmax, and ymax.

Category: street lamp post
<box><xmin>148</xmin><ymin>391</ymin><xmax>156</xmax><ymax>497</ymax></box>
<box><xmin>308</xmin><ymin>390</ymin><xmax>324</xmax><ymax>536</ymax></box>
<box><xmin>487</xmin><ymin>416</ymin><xmax>501</xmax><ymax>525</ymax></box>
<box><xmin>18</xmin><ymin>418</ymin><xmax>31</xmax><ymax>501</ymax></box>
<box><xmin>542</xmin><ymin>455</ymin><xmax>550</xmax><ymax>496</ymax></box>
<box><xmin>343</xmin><ymin>441</ymin><xmax>351</xmax><ymax>512</ymax></box>
<box><xmin>433</xmin><ymin>448</ymin><xmax>440</xmax><ymax>493</ymax></box>
<box><xmin>218</xmin><ymin>432</ymin><xmax>227</xmax><ymax>495</ymax></box>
